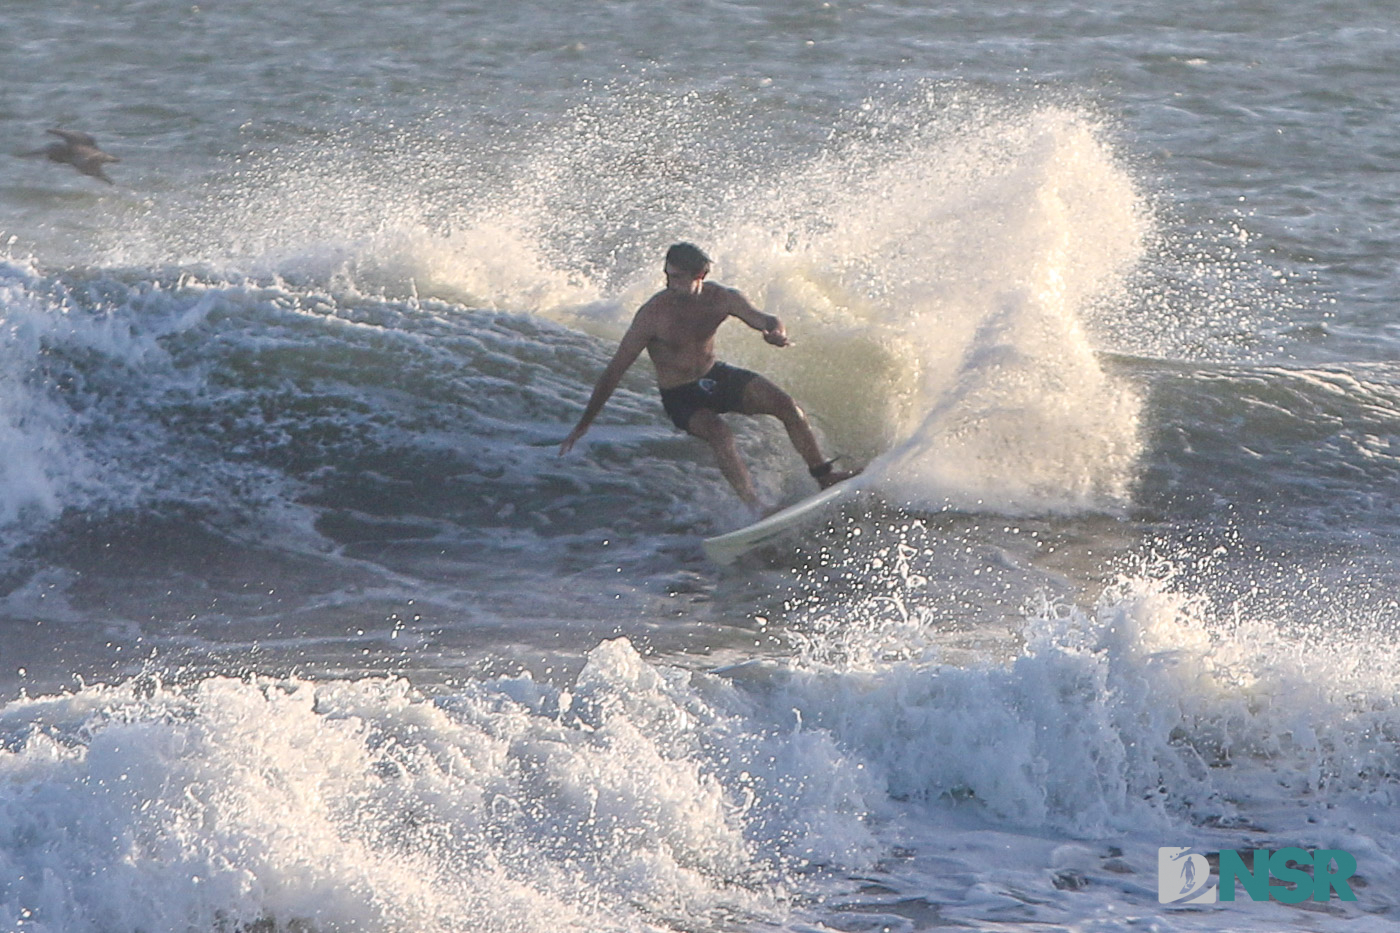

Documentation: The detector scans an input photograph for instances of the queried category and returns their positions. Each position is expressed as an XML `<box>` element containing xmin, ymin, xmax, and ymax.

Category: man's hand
<box><xmin>762</xmin><ymin>315</ymin><xmax>790</xmax><ymax>347</ymax></box>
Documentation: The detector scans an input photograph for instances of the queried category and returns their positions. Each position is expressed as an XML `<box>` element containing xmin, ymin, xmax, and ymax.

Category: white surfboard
<box><xmin>701</xmin><ymin>476</ymin><xmax>866</xmax><ymax>565</ymax></box>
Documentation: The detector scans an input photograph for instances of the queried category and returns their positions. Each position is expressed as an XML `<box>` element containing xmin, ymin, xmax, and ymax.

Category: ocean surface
<box><xmin>3</xmin><ymin>1</ymin><xmax>1400</xmax><ymax>930</ymax></box>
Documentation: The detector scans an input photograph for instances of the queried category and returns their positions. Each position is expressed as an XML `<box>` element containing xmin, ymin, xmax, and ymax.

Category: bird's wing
<box><xmin>48</xmin><ymin>128</ymin><xmax>98</xmax><ymax>146</ymax></box>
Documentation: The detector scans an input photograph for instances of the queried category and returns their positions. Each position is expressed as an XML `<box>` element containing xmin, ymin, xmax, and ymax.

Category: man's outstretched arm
<box><xmin>559</xmin><ymin>314</ymin><xmax>652</xmax><ymax>456</ymax></box>
<box><xmin>726</xmin><ymin>289</ymin><xmax>789</xmax><ymax>347</ymax></box>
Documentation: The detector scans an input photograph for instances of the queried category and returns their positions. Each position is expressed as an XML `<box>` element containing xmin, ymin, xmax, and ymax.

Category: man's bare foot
<box><xmin>816</xmin><ymin>467</ymin><xmax>861</xmax><ymax>490</ymax></box>
<box><xmin>809</xmin><ymin>458</ymin><xmax>861</xmax><ymax>490</ymax></box>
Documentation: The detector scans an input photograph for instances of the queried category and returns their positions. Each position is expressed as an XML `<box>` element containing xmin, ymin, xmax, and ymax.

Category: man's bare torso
<box><xmin>638</xmin><ymin>282</ymin><xmax>738</xmax><ymax>389</ymax></box>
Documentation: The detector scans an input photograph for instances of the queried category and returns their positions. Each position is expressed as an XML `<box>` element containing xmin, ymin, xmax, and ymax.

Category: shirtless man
<box><xmin>559</xmin><ymin>242</ymin><xmax>857</xmax><ymax>513</ymax></box>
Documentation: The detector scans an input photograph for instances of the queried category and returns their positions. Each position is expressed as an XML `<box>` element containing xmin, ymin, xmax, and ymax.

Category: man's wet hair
<box><xmin>666</xmin><ymin>242</ymin><xmax>712</xmax><ymax>274</ymax></box>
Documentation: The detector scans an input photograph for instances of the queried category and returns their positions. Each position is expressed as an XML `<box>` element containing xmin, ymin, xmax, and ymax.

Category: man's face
<box><xmin>664</xmin><ymin>262</ymin><xmax>706</xmax><ymax>298</ymax></box>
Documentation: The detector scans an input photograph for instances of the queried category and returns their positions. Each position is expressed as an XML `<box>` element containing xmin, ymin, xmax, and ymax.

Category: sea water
<box><xmin>2</xmin><ymin>1</ymin><xmax>1400</xmax><ymax>930</ymax></box>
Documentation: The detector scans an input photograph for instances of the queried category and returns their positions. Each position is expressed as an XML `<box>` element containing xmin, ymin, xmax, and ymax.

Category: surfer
<box><xmin>559</xmin><ymin>242</ymin><xmax>858</xmax><ymax>513</ymax></box>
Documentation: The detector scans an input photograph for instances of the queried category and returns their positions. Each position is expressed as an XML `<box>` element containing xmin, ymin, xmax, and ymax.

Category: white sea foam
<box><xmin>4</xmin><ymin>570</ymin><xmax>1398</xmax><ymax>932</ymax></box>
<box><xmin>716</xmin><ymin>102</ymin><xmax>1149</xmax><ymax>515</ymax></box>
<box><xmin>764</xmin><ymin>554</ymin><xmax>1400</xmax><ymax>928</ymax></box>
<box><xmin>782</xmin><ymin>563</ymin><xmax>1400</xmax><ymax>830</ymax></box>
<box><xmin>0</xmin><ymin>639</ymin><xmax>886</xmax><ymax>933</ymax></box>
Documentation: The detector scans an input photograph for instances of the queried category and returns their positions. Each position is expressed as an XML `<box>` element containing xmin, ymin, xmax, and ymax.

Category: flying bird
<box><xmin>21</xmin><ymin>128</ymin><xmax>120</xmax><ymax>184</ymax></box>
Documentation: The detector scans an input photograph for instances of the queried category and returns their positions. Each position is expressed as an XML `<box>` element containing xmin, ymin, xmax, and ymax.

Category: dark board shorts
<box><xmin>659</xmin><ymin>361</ymin><xmax>758</xmax><ymax>431</ymax></box>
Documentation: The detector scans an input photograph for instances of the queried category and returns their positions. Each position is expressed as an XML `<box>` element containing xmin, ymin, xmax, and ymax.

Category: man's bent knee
<box><xmin>742</xmin><ymin>377</ymin><xmax>801</xmax><ymax>420</ymax></box>
<box><xmin>767</xmin><ymin>393</ymin><xmax>805</xmax><ymax>426</ymax></box>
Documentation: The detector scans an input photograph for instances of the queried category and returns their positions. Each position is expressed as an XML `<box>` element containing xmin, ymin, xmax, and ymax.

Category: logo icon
<box><xmin>1159</xmin><ymin>847</ymin><xmax>1217</xmax><ymax>904</ymax></box>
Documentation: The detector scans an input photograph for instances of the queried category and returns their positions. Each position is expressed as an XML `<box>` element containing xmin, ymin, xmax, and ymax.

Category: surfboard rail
<box><xmin>701</xmin><ymin>478</ymin><xmax>864</xmax><ymax>565</ymax></box>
